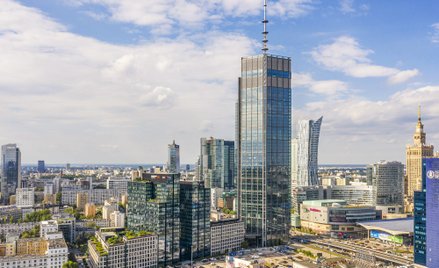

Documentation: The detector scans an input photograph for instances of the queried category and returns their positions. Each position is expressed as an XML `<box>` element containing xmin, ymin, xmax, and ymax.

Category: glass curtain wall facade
<box><xmin>414</xmin><ymin>191</ymin><xmax>426</xmax><ymax>265</ymax></box>
<box><xmin>199</xmin><ymin>138</ymin><xmax>235</xmax><ymax>190</ymax></box>
<box><xmin>180</xmin><ymin>181</ymin><xmax>211</xmax><ymax>261</ymax></box>
<box><xmin>127</xmin><ymin>174</ymin><xmax>180</xmax><ymax>267</ymax></box>
<box><xmin>224</xmin><ymin>141</ymin><xmax>235</xmax><ymax>190</ymax></box>
<box><xmin>237</xmin><ymin>54</ymin><xmax>291</xmax><ymax>247</ymax></box>
<box><xmin>200</xmin><ymin>138</ymin><xmax>224</xmax><ymax>189</ymax></box>
<box><xmin>426</xmin><ymin>158</ymin><xmax>439</xmax><ymax>267</ymax></box>
<box><xmin>1</xmin><ymin>144</ymin><xmax>21</xmax><ymax>204</ymax></box>
<box><xmin>369</xmin><ymin>161</ymin><xmax>405</xmax><ymax>207</ymax></box>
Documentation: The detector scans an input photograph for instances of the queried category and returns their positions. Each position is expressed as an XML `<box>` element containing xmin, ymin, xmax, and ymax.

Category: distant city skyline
<box><xmin>1</xmin><ymin>1</ymin><xmax>439</xmax><ymax>164</ymax></box>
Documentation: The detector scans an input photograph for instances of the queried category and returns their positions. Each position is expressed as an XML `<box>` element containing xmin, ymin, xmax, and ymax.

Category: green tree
<box><xmin>20</xmin><ymin>225</ymin><xmax>40</xmax><ymax>238</ymax></box>
<box><xmin>56</xmin><ymin>192</ymin><xmax>62</xmax><ymax>204</ymax></box>
<box><xmin>24</xmin><ymin>209</ymin><xmax>51</xmax><ymax>222</ymax></box>
<box><xmin>62</xmin><ymin>261</ymin><xmax>79</xmax><ymax>268</ymax></box>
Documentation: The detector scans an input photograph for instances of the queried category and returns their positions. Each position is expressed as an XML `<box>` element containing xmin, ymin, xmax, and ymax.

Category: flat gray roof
<box><xmin>357</xmin><ymin>218</ymin><xmax>413</xmax><ymax>235</ymax></box>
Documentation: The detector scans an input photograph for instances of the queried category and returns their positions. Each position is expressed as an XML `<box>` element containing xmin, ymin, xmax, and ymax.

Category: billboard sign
<box><xmin>370</xmin><ymin>230</ymin><xmax>403</xmax><ymax>244</ymax></box>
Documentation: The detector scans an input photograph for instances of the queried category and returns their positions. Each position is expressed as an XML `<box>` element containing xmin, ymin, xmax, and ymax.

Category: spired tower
<box><xmin>405</xmin><ymin>107</ymin><xmax>434</xmax><ymax>211</ymax></box>
<box><xmin>237</xmin><ymin>0</ymin><xmax>292</xmax><ymax>247</ymax></box>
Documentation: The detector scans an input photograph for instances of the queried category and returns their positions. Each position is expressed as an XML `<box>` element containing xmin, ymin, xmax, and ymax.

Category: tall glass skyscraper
<box><xmin>180</xmin><ymin>181</ymin><xmax>211</xmax><ymax>261</ymax></box>
<box><xmin>368</xmin><ymin>161</ymin><xmax>404</xmax><ymax>208</ymax></box>
<box><xmin>168</xmin><ymin>140</ymin><xmax>180</xmax><ymax>174</ymax></box>
<box><xmin>292</xmin><ymin>117</ymin><xmax>322</xmax><ymax>187</ymax></box>
<box><xmin>237</xmin><ymin>53</ymin><xmax>292</xmax><ymax>247</ymax></box>
<box><xmin>127</xmin><ymin>173</ymin><xmax>180</xmax><ymax>267</ymax></box>
<box><xmin>199</xmin><ymin>137</ymin><xmax>235</xmax><ymax>190</ymax></box>
<box><xmin>1</xmin><ymin>144</ymin><xmax>21</xmax><ymax>204</ymax></box>
<box><xmin>414</xmin><ymin>188</ymin><xmax>426</xmax><ymax>266</ymax></box>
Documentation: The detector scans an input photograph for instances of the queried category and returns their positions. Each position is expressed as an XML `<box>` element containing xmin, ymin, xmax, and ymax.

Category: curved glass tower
<box><xmin>294</xmin><ymin>117</ymin><xmax>322</xmax><ymax>187</ymax></box>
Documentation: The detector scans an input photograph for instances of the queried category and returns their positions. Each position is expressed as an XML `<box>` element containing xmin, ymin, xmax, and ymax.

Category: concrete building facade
<box><xmin>210</xmin><ymin>219</ymin><xmax>245</xmax><ymax>256</ymax></box>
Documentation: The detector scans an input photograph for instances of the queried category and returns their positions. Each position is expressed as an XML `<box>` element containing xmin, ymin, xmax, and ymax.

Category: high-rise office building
<box><xmin>368</xmin><ymin>161</ymin><xmax>404</xmax><ymax>210</ymax></box>
<box><xmin>37</xmin><ymin>160</ymin><xmax>45</xmax><ymax>173</ymax></box>
<box><xmin>127</xmin><ymin>173</ymin><xmax>180</xmax><ymax>267</ymax></box>
<box><xmin>414</xmin><ymin>166</ymin><xmax>426</xmax><ymax>266</ymax></box>
<box><xmin>1</xmin><ymin>144</ymin><xmax>21</xmax><ymax>204</ymax></box>
<box><xmin>425</xmin><ymin>157</ymin><xmax>439</xmax><ymax>267</ymax></box>
<box><xmin>168</xmin><ymin>140</ymin><xmax>180</xmax><ymax>174</ymax></box>
<box><xmin>224</xmin><ymin>141</ymin><xmax>235</xmax><ymax>190</ymax></box>
<box><xmin>291</xmin><ymin>138</ymin><xmax>299</xmax><ymax>188</ymax></box>
<box><xmin>199</xmin><ymin>138</ymin><xmax>235</xmax><ymax>190</ymax></box>
<box><xmin>200</xmin><ymin>138</ymin><xmax>224</xmax><ymax>189</ymax></box>
<box><xmin>236</xmin><ymin>1</ymin><xmax>291</xmax><ymax>247</ymax></box>
<box><xmin>293</xmin><ymin>117</ymin><xmax>323</xmax><ymax>187</ymax></box>
<box><xmin>179</xmin><ymin>181</ymin><xmax>211</xmax><ymax>261</ymax></box>
<box><xmin>406</xmin><ymin>108</ymin><xmax>433</xmax><ymax>202</ymax></box>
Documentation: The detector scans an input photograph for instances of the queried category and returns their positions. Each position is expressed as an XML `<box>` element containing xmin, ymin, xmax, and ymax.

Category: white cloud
<box><xmin>82</xmin><ymin>10</ymin><xmax>107</xmax><ymax>21</ymax></box>
<box><xmin>432</xmin><ymin>23</ymin><xmax>439</xmax><ymax>43</ymax></box>
<box><xmin>139</xmin><ymin>87</ymin><xmax>176</xmax><ymax>108</ymax></box>
<box><xmin>339</xmin><ymin>0</ymin><xmax>369</xmax><ymax>15</ymax></box>
<box><xmin>298</xmin><ymin>85</ymin><xmax>439</xmax><ymax>163</ymax></box>
<box><xmin>310</xmin><ymin>36</ymin><xmax>419</xmax><ymax>84</ymax></box>
<box><xmin>0</xmin><ymin>0</ymin><xmax>255</xmax><ymax>163</ymax></box>
<box><xmin>69</xmin><ymin>0</ymin><xmax>314</xmax><ymax>31</ymax></box>
<box><xmin>388</xmin><ymin>69</ymin><xmax>420</xmax><ymax>84</ymax></box>
<box><xmin>293</xmin><ymin>73</ymin><xmax>348</xmax><ymax>95</ymax></box>
<box><xmin>339</xmin><ymin>0</ymin><xmax>355</xmax><ymax>14</ymax></box>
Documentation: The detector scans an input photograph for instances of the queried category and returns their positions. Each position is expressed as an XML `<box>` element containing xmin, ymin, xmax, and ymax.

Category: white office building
<box><xmin>102</xmin><ymin>198</ymin><xmax>119</xmax><ymax>220</ymax></box>
<box><xmin>106</xmin><ymin>177</ymin><xmax>129</xmax><ymax>192</ymax></box>
<box><xmin>40</xmin><ymin>220</ymin><xmax>59</xmax><ymax>238</ymax></box>
<box><xmin>110</xmin><ymin>211</ymin><xmax>125</xmax><ymax>228</ymax></box>
<box><xmin>88</xmin><ymin>230</ymin><xmax>158</xmax><ymax>268</ymax></box>
<box><xmin>15</xmin><ymin>188</ymin><xmax>35</xmax><ymax>208</ymax></box>
<box><xmin>210</xmin><ymin>219</ymin><xmax>245</xmax><ymax>256</ymax></box>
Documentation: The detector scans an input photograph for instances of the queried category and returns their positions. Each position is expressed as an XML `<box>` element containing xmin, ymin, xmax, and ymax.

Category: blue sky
<box><xmin>1</xmin><ymin>0</ymin><xmax>439</xmax><ymax>164</ymax></box>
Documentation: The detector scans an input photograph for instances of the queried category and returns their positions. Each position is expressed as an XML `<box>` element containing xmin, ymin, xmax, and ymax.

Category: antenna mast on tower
<box><xmin>262</xmin><ymin>0</ymin><xmax>269</xmax><ymax>53</ymax></box>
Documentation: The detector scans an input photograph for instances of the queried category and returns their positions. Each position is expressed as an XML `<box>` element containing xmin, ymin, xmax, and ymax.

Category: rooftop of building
<box><xmin>302</xmin><ymin>199</ymin><xmax>348</xmax><ymax>207</ymax></box>
<box><xmin>132</xmin><ymin>173</ymin><xmax>178</xmax><ymax>183</ymax></box>
<box><xmin>40</xmin><ymin>220</ymin><xmax>58</xmax><ymax>225</ymax></box>
<box><xmin>47</xmin><ymin>238</ymin><xmax>67</xmax><ymax>249</ymax></box>
<box><xmin>211</xmin><ymin>218</ymin><xmax>242</xmax><ymax>225</ymax></box>
<box><xmin>179</xmin><ymin>179</ymin><xmax>205</xmax><ymax>185</ymax></box>
<box><xmin>357</xmin><ymin>218</ymin><xmax>414</xmax><ymax>236</ymax></box>
<box><xmin>241</xmin><ymin>54</ymin><xmax>291</xmax><ymax>60</ymax></box>
<box><xmin>97</xmin><ymin>229</ymin><xmax>155</xmax><ymax>246</ymax></box>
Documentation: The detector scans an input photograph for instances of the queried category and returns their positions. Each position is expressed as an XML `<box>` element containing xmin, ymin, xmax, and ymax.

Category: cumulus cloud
<box><xmin>298</xmin><ymin>85</ymin><xmax>439</xmax><ymax>163</ymax></box>
<box><xmin>0</xmin><ymin>0</ymin><xmax>254</xmax><ymax>163</ymax></box>
<box><xmin>388</xmin><ymin>69</ymin><xmax>420</xmax><ymax>85</ymax></box>
<box><xmin>69</xmin><ymin>0</ymin><xmax>315</xmax><ymax>31</ymax></box>
<box><xmin>293</xmin><ymin>73</ymin><xmax>348</xmax><ymax>96</ymax></box>
<box><xmin>310</xmin><ymin>36</ymin><xmax>419</xmax><ymax>84</ymax></box>
<box><xmin>339</xmin><ymin>0</ymin><xmax>355</xmax><ymax>14</ymax></box>
<box><xmin>139</xmin><ymin>87</ymin><xmax>176</xmax><ymax>108</ymax></box>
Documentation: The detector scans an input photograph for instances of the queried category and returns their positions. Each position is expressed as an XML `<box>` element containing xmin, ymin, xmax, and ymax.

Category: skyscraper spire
<box><xmin>262</xmin><ymin>0</ymin><xmax>269</xmax><ymax>53</ymax></box>
<box><xmin>418</xmin><ymin>105</ymin><xmax>422</xmax><ymax>122</ymax></box>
